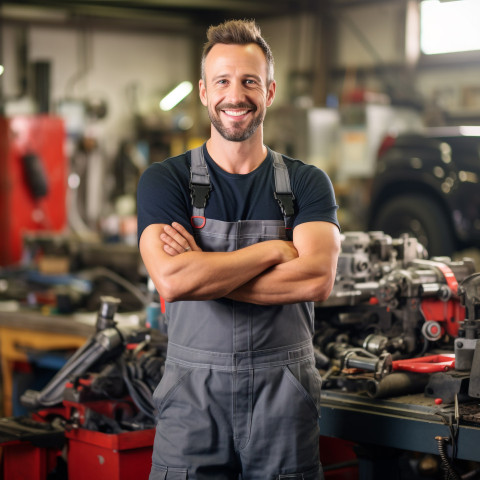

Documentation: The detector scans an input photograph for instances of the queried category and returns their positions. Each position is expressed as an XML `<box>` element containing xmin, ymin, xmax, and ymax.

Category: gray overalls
<box><xmin>149</xmin><ymin>146</ymin><xmax>324</xmax><ymax>480</ymax></box>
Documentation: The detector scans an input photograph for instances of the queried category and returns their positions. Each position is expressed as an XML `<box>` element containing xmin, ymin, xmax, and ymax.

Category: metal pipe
<box><xmin>366</xmin><ymin>372</ymin><xmax>429</xmax><ymax>399</ymax></box>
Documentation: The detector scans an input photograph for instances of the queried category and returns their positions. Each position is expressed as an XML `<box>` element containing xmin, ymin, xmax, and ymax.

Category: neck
<box><xmin>206</xmin><ymin>129</ymin><xmax>267</xmax><ymax>174</ymax></box>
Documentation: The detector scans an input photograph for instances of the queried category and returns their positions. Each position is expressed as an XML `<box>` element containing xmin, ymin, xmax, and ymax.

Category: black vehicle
<box><xmin>367</xmin><ymin>127</ymin><xmax>480</xmax><ymax>257</ymax></box>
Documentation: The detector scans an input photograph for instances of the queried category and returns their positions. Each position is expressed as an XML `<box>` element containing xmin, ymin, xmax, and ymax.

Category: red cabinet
<box><xmin>0</xmin><ymin>115</ymin><xmax>67</xmax><ymax>265</ymax></box>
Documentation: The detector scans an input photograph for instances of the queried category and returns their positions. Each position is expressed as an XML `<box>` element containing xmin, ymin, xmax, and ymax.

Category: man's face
<box><xmin>199</xmin><ymin>43</ymin><xmax>275</xmax><ymax>142</ymax></box>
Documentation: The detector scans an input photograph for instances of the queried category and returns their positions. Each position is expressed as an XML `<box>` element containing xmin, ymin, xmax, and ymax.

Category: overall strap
<box><xmin>272</xmin><ymin>151</ymin><xmax>295</xmax><ymax>237</ymax></box>
<box><xmin>189</xmin><ymin>145</ymin><xmax>211</xmax><ymax>228</ymax></box>
<box><xmin>189</xmin><ymin>146</ymin><xmax>295</xmax><ymax>234</ymax></box>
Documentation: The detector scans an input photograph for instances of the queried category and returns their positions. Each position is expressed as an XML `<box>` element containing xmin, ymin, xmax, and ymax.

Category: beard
<box><xmin>208</xmin><ymin>102</ymin><xmax>265</xmax><ymax>142</ymax></box>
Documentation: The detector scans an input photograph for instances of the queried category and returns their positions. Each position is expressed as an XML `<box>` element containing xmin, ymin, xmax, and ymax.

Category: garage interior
<box><xmin>1</xmin><ymin>0</ymin><xmax>480</xmax><ymax>479</ymax></box>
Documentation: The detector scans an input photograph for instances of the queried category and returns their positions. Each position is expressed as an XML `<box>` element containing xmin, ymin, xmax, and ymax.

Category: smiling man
<box><xmin>137</xmin><ymin>19</ymin><xmax>341</xmax><ymax>480</ymax></box>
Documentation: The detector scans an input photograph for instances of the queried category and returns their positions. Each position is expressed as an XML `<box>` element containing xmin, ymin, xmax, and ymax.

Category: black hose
<box><xmin>435</xmin><ymin>436</ymin><xmax>460</xmax><ymax>480</ymax></box>
<box><xmin>119</xmin><ymin>359</ymin><xmax>156</xmax><ymax>421</ymax></box>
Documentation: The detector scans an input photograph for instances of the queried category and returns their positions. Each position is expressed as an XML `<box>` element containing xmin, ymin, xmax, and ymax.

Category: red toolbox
<box><xmin>0</xmin><ymin>115</ymin><xmax>67</xmax><ymax>266</ymax></box>
<box><xmin>65</xmin><ymin>427</ymin><xmax>155</xmax><ymax>480</ymax></box>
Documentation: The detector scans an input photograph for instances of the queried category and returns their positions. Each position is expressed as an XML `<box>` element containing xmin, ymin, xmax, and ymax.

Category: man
<box><xmin>137</xmin><ymin>19</ymin><xmax>340</xmax><ymax>480</ymax></box>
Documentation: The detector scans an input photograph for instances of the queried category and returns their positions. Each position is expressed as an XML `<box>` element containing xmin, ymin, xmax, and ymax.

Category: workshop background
<box><xmin>1</xmin><ymin>1</ymin><xmax>480</xmax><ymax>480</ymax></box>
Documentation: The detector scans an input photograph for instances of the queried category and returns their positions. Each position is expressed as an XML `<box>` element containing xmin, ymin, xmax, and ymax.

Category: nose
<box><xmin>226</xmin><ymin>79</ymin><xmax>245</xmax><ymax>104</ymax></box>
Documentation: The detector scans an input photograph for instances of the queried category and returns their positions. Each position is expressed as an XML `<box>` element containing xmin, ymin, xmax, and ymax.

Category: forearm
<box><xmin>156</xmin><ymin>245</ymin><xmax>286</xmax><ymax>302</ymax></box>
<box><xmin>227</xmin><ymin>222</ymin><xmax>341</xmax><ymax>305</ymax></box>
<box><xmin>227</xmin><ymin>254</ymin><xmax>337</xmax><ymax>305</ymax></box>
<box><xmin>140</xmin><ymin>224</ymin><xmax>297</xmax><ymax>302</ymax></box>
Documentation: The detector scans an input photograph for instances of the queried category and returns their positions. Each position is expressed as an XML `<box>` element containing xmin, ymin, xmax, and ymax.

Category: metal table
<box><xmin>319</xmin><ymin>389</ymin><xmax>480</xmax><ymax>478</ymax></box>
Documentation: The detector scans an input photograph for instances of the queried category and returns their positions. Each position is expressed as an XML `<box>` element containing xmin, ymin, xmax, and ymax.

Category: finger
<box><xmin>160</xmin><ymin>232</ymin><xmax>185</xmax><ymax>254</ymax></box>
<box><xmin>163</xmin><ymin>225</ymin><xmax>190</xmax><ymax>251</ymax></box>
<box><xmin>163</xmin><ymin>244</ymin><xmax>181</xmax><ymax>256</ymax></box>
<box><xmin>171</xmin><ymin>222</ymin><xmax>195</xmax><ymax>242</ymax></box>
<box><xmin>171</xmin><ymin>222</ymin><xmax>201</xmax><ymax>252</ymax></box>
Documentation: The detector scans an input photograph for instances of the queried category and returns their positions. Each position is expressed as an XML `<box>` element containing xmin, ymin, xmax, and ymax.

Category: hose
<box><xmin>435</xmin><ymin>436</ymin><xmax>460</xmax><ymax>480</ymax></box>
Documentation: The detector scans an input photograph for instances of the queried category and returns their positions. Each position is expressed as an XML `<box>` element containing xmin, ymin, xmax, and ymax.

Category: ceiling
<box><xmin>1</xmin><ymin>0</ymin><xmax>390</xmax><ymax>34</ymax></box>
<box><xmin>2</xmin><ymin>0</ymin><xmax>316</xmax><ymax>33</ymax></box>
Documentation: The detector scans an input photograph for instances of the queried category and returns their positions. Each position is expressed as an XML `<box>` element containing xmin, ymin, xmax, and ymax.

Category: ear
<box><xmin>266</xmin><ymin>80</ymin><xmax>276</xmax><ymax>108</ymax></box>
<box><xmin>199</xmin><ymin>79</ymin><xmax>208</xmax><ymax>107</ymax></box>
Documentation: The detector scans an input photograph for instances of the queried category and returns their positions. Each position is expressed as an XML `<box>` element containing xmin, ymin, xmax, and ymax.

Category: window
<box><xmin>420</xmin><ymin>0</ymin><xmax>480</xmax><ymax>55</ymax></box>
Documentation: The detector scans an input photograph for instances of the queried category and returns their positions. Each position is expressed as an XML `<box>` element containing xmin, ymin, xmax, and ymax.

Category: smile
<box><xmin>223</xmin><ymin>109</ymin><xmax>250</xmax><ymax>117</ymax></box>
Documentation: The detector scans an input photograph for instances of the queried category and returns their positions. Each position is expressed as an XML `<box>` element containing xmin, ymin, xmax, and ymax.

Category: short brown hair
<box><xmin>201</xmin><ymin>19</ymin><xmax>274</xmax><ymax>85</ymax></box>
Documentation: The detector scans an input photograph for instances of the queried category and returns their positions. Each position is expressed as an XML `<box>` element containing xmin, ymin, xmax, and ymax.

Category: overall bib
<box><xmin>149</xmin><ymin>146</ymin><xmax>324</xmax><ymax>480</ymax></box>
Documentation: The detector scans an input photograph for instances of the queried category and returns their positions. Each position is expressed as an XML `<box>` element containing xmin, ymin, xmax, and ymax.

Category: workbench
<box><xmin>2</xmin><ymin>308</ymin><xmax>480</xmax><ymax>478</ymax></box>
<box><xmin>0</xmin><ymin>309</ymin><xmax>95</xmax><ymax>417</ymax></box>
<box><xmin>319</xmin><ymin>389</ymin><xmax>480</xmax><ymax>478</ymax></box>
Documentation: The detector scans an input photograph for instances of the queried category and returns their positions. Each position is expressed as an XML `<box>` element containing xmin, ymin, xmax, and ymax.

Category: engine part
<box><xmin>459</xmin><ymin>273</ymin><xmax>480</xmax><ymax>397</ymax></box>
<box><xmin>366</xmin><ymin>372</ymin><xmax>430</xmax><ymax>399</ymax></box>
<box><xmin>95</xmin><ymin>295</ymin><xmax>121</xmax><ymax>331</ymax></box>
<box><xmin>425</xmin><ymin>372</ymin><xmax>470</xmax><ymax>404</ymax></box>
<box><xmin>20</xmin><ymin>296</ymin><xmax>147</xmax><ymax>410</ymax></box>
<box><xmin>455</xmin><ymin>273</ymin><xmax>480</xmax><ymax>372</ymax></box>
<box><xmin>343</xmin><ymin>351</ymin><xmax>392</xmax><ymax>379</ymax></box>
<box><xmin>468</xmin><ymin>341</ymin><xmax>480</xmax><ymax>399</ymax></box>
<box><xmin>363</xmin><ymin>334</ymin><xmax>389</xmax><ymax>355</ymax></box>
<box><xmin>422</xmin><ymin>321</ymin><xmax>443</xmax><ymax>342</ymax></box>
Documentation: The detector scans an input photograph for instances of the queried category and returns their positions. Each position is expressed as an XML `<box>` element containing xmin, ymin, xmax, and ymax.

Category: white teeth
<box><xmin>224</xmin><ymin>110</ymin><xmax>248</xmax><ymax>116</ymax></box>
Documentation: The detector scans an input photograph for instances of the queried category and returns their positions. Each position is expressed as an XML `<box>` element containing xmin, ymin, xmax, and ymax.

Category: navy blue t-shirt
<box><xmin>137</xmin><ymin>144</ymin><xmax>339</xmax><ymax>243</ymax></box>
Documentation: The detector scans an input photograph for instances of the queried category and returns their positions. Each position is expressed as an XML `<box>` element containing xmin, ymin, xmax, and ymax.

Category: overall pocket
<box><xmin>152</xmin><ymin>361</ymin><xmax>194</xmax><ymax>414</ymax></box>
<box><xmin>149</xmin><ymin>464</ymin><xmax>188</xmax><ymax>480</ymax></box>
<box><xmin>282</xmin><ymin>359</ymin><xmax>322</xmax><ymax>417</ymax></box>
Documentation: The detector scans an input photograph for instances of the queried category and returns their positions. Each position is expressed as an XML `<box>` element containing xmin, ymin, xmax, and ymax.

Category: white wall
<box><xmin>2</xmin><ymin>24</ymin><xmax>192</xmax><ymax>157</ymax></box>
<box><xmin>262</xmin><ymin>13</ymin><xmax>318</xmax><ymax>105</ymax></box>
<box><xmin>332</xmin><ymin>2</ymin><xmax>406</xmax><ymax>68</ymax></box>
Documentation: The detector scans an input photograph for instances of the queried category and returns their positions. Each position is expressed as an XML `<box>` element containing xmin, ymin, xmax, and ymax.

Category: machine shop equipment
<box><xmin>4</xmin><ymin>295</ymin><xmax>165</xmax><ymax>433</ymax></box>
<box><xmin>423</xmin><ymin>273</ymin><xmax>480</xmax><ymax>403</ymax></box>
<box><xmin>0</xmin><ymin>231</ymin><xmax>479</xmax><ymax>479</ymax></box>
<box><xmin>0</xmin><ymin>295</ymin><xmax>167</xmax><ymax>479</ymax></box>
<box><xmin>20</xmin><ymin>296</ymin><xmax>166</xmax><ymax>418</ymax></box>
<box><xmin>315</xmin><ymin>231</ymin><xmax>477</xmax><ymax>400</ymax></box>
<box><xmin>465</xmin><ymin>273</ymin><xmax>480</xmax><ymax>398</ymax></box>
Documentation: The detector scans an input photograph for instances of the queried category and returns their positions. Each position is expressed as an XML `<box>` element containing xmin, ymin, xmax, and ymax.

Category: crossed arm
<box><xmin>139</xmin><ymin>221</ymin><xmax>340</xmax><ymax>306</ymax></box>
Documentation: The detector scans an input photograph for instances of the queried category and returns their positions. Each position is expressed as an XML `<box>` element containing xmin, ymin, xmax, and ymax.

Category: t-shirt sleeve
<box><xmin>136</xmin><ymin>160</ymin><xmax>191</xmax><ymax>244</ymax></box>
<box><xmin>292</xmin><ymin>163</ymin><xmax>340</xmax><ymax>230</ymax></box>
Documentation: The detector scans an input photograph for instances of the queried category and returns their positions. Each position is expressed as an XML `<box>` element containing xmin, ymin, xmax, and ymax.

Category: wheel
<box><xmin>371</xmin><ymin>194</ymin><xmax>456</xmax><ymax>257</ymax></box>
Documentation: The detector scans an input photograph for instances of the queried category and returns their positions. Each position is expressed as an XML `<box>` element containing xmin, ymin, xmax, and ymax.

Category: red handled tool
<box><xmin>392</xmin><ymin>354</ymin><xmax>455</xmax><ymax>373</ymax></box>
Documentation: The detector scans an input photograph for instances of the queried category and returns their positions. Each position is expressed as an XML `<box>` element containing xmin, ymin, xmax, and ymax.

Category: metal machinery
<box><xmin>0</xmin><ymin>296</ymin><xmax>167</xmax><ymax>480</ymax></box>
<box><xmin>314</xmin><ymin>231</ymin><xmax>477</xmax><ymax>400</ymax></box>
<box><xmin>1</xmin><ymin>232</ymin><xmax>480</xmax><ymax>479</ymax></box>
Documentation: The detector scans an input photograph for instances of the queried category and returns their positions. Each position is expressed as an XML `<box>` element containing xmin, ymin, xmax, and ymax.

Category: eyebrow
<box><xmin>211</xmin><ymin>73</ymin><xmax>263</xmax><ymax>83</ymax></box>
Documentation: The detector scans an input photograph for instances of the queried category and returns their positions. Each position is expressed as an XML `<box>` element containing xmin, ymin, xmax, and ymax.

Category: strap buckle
<box><xmin>190</xmin><ymin>183</ymin><xmax>211</xmax><ymax>209</ymax></box>
<box><xmin>274</xmin><ymin>192</ymin><xmax>295</xmax><ymax>217</ymax></box>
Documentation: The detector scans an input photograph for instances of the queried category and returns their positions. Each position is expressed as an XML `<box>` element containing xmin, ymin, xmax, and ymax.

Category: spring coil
<box><xmin>435</xmin><ymin>436</ymin><xmax>461</xmax><ymax>480</ymax></box>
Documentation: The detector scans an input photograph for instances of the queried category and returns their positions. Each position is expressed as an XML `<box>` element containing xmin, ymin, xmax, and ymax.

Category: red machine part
<box><xmin>421</xmin><ymin>298</ymin><xmax>464</xmax><ymax>338</ymax></box>
<box><xmin>0</xmin><ymin>115</ymin><xmax>67</xmax><ymax>266</ymax></box>
<box><xmin>421</xmin><ymin>261</ymin><xmax>464</xmax><ymax>339</ymax></box>
<box><xmin>392</xmin><ymin>354</ymin><xmax>455</xmax><ymax>373</ymax></box>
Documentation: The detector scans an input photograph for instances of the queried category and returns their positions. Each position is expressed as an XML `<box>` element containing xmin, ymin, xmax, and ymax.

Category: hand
<box><xmin>274</xmin><ymin>239</ymin><xmax>299</xmax><ymax>264</ymax></box>
<box><xmin>160</xmin><ymin>222</ymin><xmax>202</xmax><ymax>256</ymax></box>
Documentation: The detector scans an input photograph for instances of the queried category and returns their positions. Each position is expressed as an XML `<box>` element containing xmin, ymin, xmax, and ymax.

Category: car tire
<box><xmin>371</xmin><ymin>194</ymin><xmax>456</xmax><ymax>257</ymax></box>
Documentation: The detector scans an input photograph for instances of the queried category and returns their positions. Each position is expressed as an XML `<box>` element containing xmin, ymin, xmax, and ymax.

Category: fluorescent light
<box><xmin>159</xmin><ymin>81</ymin><xmax>193</xmax><ymax>111</ymax></box>
<box><xmin>0</xmin><ymin>65</ymin><xmax>4</xmax><ymax>76</ymax></box>
<box><xmin>421</xmin><ymin>0</ymin><xmax>480</xmax><ymax>54</ymax></box>
<box><xmin>459</xmin><ymin>126</ymin><xmax>480</xmax><ymax>136</ymax></box>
